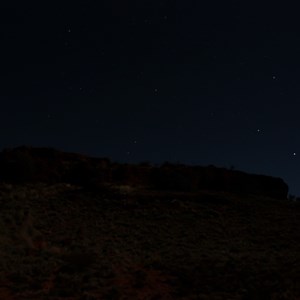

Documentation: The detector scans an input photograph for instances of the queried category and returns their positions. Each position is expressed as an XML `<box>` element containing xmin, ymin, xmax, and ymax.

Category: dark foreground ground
<box><xmin>0</xmin><ymin>183</ymin><xmax>299</xmax><ymax>299</ymax></box>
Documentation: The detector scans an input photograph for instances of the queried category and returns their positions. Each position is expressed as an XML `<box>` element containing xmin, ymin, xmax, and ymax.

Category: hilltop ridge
<box><xmin>0</xmin><ymin>145</ymin><xmax>289</xmax><ymax>199</ymax></box>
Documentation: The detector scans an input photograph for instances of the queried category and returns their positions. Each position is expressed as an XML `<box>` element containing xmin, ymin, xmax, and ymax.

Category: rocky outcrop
<box><xmin>0</xmin><ymin>146</ymin><xmax>289</xmax><ymax>199</ymax></box>
<box><xmin>149</xmin><ymin>164</ymin><xmax>289</xmax><ymax>200</ymax></box>
<box><xmin>0</xmin><ymin>146</ymin><xmax>111</xmax><ymax>185</ymax></box>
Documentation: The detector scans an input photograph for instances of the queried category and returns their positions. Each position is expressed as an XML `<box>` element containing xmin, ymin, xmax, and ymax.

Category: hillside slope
<box><xmin>0</xmin><ymin>182</ymin><xmax>299</xmax><ymax>299</ymax></box>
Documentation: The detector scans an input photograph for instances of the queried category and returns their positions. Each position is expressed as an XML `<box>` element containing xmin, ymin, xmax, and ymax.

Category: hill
<box><xmin>0</xmin><ymin>146</ymin><xmax>289</xmax><ymax>199</ymax></box>
<box><xmin>0</xmin><ymin>146</ymin><xmax>298</xmax><ymax>299</ymax></box>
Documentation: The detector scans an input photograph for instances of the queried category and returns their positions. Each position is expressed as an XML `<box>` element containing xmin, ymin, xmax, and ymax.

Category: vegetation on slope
<box><xmin>0</xmin><ymin>182</ymin><xmax>299</xmax><ymax>299</ymax></box>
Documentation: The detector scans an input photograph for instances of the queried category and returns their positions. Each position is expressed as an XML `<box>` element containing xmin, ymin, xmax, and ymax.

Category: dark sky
<box><xmin>1</xmin><ymin>2</ymin><xmax>299</xmax><ymax>195</ymax></box>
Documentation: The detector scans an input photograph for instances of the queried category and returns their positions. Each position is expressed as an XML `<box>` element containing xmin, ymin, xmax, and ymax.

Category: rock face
<box><xmin>0</xmin><ymin>146</ymin><xmax>289</xmax><ymax>199</ymax></box>
<box><xmin>220</xmin><ymin>168</ymin><xmax>289</xmax><ymax>200</ymax></box>
<box><xmin>150</xmin><ymin>164</ymin><xmax>289</xmax><ymax>200</ymax></box>
<box><xmin>0</xmin><ymin>146</ymin><xmax>111</xmax><ymax>185</ymax></box>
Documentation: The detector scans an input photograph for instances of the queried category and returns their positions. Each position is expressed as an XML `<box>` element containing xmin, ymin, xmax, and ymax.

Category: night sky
<box><xmin>1</xmin><ymin>2</ymin><xmax>299</xmax><ymax>195</ymax></box>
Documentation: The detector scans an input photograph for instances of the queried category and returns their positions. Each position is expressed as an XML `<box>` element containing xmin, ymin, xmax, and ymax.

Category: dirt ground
<box><xmin>0</xmin><ymin>183</ymin><xmax>299</xmax><ymax>299</ymax></box>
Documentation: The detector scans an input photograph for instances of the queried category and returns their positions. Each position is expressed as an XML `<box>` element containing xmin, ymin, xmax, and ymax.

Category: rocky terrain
<box><xmin>0</xmin><ymin>147</ymin><xmax>299</xmax><ymax>299</ymax></box>
<box><xmin>0</xmin><ymin>146</ymin><xmax>289</xmax><ymax>199</ymax></box>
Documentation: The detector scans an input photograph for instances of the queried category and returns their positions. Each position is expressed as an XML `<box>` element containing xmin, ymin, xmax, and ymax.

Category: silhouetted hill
<box><xmin>0</xmin><ymin>146</ymin><xmax>289</xmax><ymax>199</ymax></box>
<box><xmin>0</xmin><ymin>147</ymin><xmax>298</xmax><ymax>299</ymax></box>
